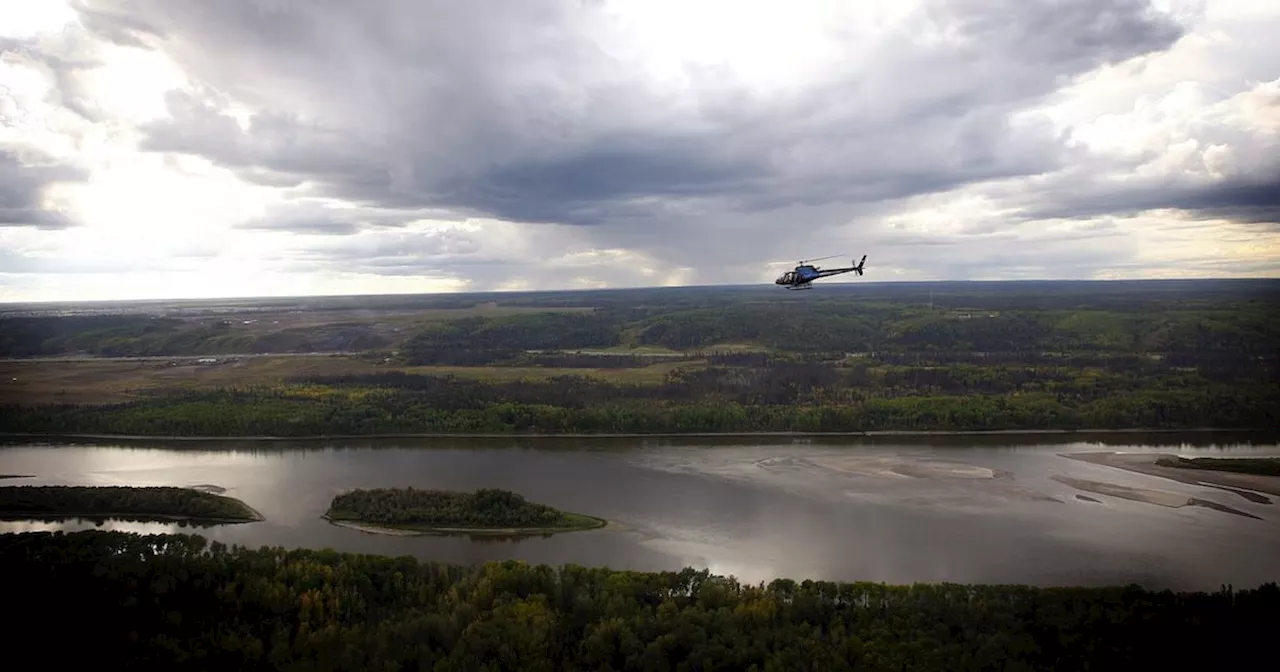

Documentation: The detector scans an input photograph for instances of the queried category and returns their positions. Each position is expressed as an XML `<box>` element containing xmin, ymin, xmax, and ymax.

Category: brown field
<box><xmin>0</xmin><ymin>356</ymin><xmax>702</xmax><ymax>404</ymax></box>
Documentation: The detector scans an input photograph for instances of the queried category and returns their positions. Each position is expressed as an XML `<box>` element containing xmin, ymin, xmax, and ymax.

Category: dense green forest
<box><xmin>326</xmin><ymin>487</ymin><xmax>603</xmax><ymax>532</ymax></box>
<box><xmin>0</xmin><ymin>314</ymin><xmax>390</xmax><ymax>357</ymax></box>
<box><xmin>0</xmin><ymin>485</ymin><xmax>260</xmax><ymax>521</ymax></box>
<box><xmin>5</xmin><ymin>281</ymin><xmax>1278</xmax><ymax>360</ymax></box>
<box><xmin>4</xmin><ymin>530</ymin><xmax>1277</xmax><ymax>670</ymax></box>
<box><xmin>3</xmin><ymin>281</ymin><xmax>1277</xmax><ymax>435</ymax></box>
<box><xmin>1155</xmin><ymin>456</ymin><xmax>1280</xmax><ymax>477</ymax></box>
<box><xmin>2</xmin><ymin>364</ymin><xmax>1274</xmax><ymax>435</ymax></box>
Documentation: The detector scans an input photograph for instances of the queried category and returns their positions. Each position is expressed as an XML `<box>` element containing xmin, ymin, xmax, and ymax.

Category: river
<box><xmin>2</xmin><ymin>433</ymin><xmax>1278</xmax><ymax>591</ymax></box>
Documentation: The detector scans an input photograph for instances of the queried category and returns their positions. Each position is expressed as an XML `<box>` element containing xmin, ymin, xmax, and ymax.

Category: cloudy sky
<box><xmin>1</xmin><ymin>0</ymin><xmax>1277</xmax><ymax>301</ymax></box>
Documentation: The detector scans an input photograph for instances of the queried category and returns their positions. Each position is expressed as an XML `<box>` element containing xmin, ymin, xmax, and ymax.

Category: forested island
<box><xmin>4</xmin><ymin>530</ymin><xmax>1276</xmax><ymax>669</ymax></box>
<box><xmin>0</xmin><ymin>485</ymin><xmax>262</xmax><ymax>523</ymax></box>
<box><xmin>2</xmin><ymin>281</ymin><xmax>1277</xmax><ymax>436</ymax></box>
<box><xmin>324</xmin><ymin>487</ymin><xmax>606</xmax><ymax>535</ymax></box>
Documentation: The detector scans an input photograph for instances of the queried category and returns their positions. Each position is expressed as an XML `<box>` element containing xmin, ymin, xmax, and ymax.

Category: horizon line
<box><xmin>2</xmin><ymin>276</ymin><xmax>1278</xmax><ymax>306</ymax></box>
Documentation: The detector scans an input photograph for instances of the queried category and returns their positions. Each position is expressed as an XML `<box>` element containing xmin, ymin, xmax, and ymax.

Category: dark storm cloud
<box><xmin>69</xmin><ymin>0</ymin><xmax>1187</xmax><ymax>232</ymax></box>
<box><xmin>232</xmin><ymin>201</ymin><xmax>441</xmax><ymax>235</ymax></box>
<box><xmin>1011</xmin><ymin>173</ymin><xmax>1280</xmax><ymax>228</ymax></box>
<box><xmin>0</xmin><ymin>150</ymin><xmax>85</xmax><ymax>229</ymax></box>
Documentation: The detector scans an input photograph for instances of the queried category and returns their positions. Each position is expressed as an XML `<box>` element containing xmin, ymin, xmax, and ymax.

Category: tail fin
<box><xmin>855</xmin><ymin>255</ymin><xmax>866</xmax><ymax>275</ymax></box>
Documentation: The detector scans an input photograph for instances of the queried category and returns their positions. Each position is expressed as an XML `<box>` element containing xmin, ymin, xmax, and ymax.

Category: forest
<box><xmin>325</xmin><ymin>487</ymin><xmax>601</xmax><ymax>531</ymax></box>
<box><xmin>2</xmin><ymin>280</ymin><xmax>1277</xmax><ymax>436</ymax></box>
<box><xmin>2</xmin><ymin>362</ymin><xmax>1274</xmax><ymax>435</ymax></box>
<box><xmin>0</xmin><ymin>485</ymin><xmax>259</xmax><ymax>522</ymax></box>
<box><xmin>4</xmin><ymin>530</ymin><xmax>1277</xmax><ymax>670</ymax></box>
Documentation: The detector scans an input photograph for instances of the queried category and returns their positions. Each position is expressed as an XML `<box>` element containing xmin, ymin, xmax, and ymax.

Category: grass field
<box><xmin>0</xmin><ymin>355</ymin><xmax>699</xmax><ymax>404</ymax></box>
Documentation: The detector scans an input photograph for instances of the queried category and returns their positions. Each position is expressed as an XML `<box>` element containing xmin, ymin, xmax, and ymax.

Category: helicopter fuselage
<box><xmin>775</xmin><ymin>256</ymin><xmax>866</xmax><ymax>288</ymax></box>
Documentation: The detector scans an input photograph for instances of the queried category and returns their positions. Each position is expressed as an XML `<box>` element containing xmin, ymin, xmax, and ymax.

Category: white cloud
<box><xmin>0</xmin><ymin>0</ymin><xmax>1276</xmax><ymax>302</ymax></box>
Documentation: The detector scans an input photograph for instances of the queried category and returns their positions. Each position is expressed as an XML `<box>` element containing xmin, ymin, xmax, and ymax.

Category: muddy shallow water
<box><xmin>2</xmin><ymin>434</ymin><xmax>1277</xmax><ymax>591</ymax></box>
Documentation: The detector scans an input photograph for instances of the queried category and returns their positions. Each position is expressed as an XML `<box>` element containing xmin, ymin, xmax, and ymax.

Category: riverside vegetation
<box><xmin>0</xmin><ymin>485</ymin><xmax>260</xmax><ymax>523</ymax></box>
<box><xmin>4</xmin><ymin>530</ymin><xmax>1277</xmax><ymax>670</ymax></box>
<box><xmin>324</xmin><ymin>487</ymin><xmax>606</xmax><ymax>534</ymax></box>
<box><xmin>1</xmin><ymin>280</ymin><xmax>1276</xmax><ymax>436</ymax></box>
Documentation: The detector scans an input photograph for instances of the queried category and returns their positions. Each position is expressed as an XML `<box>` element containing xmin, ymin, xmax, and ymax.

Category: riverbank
<box><xmin>0</xmin><ymin>509</ymin><xmax>264</xmax><ymax>525</ymax></box>
<box><xmin>0</xmin><ymin>485</ymin><xmax>265</xmax><ymax>523</ymax></box>
<box><xmin>1048</xmin><ymin>474</ymin><xmax>1262</xmax><ymax>519</ymax></box>
<box><xmin>3</xmin><ymin>427</ymin><xmax>1272</xmax><ymax>443</ymax></box>
<box><xmin>1062</xmin><ymin>452</ymin><xmax>1280</xmax><ymax>498</ymax></box>
<box><xmin>322</xmin><ymin>512</ymin><xmax>610</xmax><ymax>537</ymax></box>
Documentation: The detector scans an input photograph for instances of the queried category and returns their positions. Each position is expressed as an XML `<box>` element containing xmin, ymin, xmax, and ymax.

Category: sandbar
<box><xmin>1049</xmin><ymin>475</ymin><xmax>1261</xmax><ymax>519</ymax></box>
<box><xmin>801</xmin><ymin>455</ymin><xmax>1008</xmax><ymax>480</ymax></box>
<box><xmin>1062</xmin><ymin>452</ymin><xmax>1279</xmax><ymax>500</ymax></box>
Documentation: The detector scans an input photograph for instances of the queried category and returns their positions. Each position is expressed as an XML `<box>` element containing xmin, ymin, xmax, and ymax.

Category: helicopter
<box><xmin>775</xmin><ymin>254</ymin><xmax>867</xmax><ymax>290</ymax></box>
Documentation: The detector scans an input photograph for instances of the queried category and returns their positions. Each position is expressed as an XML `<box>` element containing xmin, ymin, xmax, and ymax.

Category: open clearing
<box><xmin>0</xmin><ymin>356</ymin><xmax>701</xmax><ymax>404</ymax></box>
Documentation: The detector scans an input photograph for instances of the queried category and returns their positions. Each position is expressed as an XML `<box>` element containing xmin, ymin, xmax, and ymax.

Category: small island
<box><xmin>323</xmin><ymin>487</ymin><xmax>607</xmax><ymax>536</ymax></box>
<box><xmin>0</xmin><ymin>485</ymin><xmax>263</xmax><ymax>524</ymax></box>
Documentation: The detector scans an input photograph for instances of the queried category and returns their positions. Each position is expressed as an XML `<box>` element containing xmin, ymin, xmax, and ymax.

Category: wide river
<box><xmin>3</xmin><ymin>433</ymin><xmax>1278</xmax><ymax>592</ymax></box>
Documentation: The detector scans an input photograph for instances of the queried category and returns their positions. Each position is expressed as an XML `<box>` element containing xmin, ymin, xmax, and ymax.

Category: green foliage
<box><xmin>401</xmin><ymin>313</ymin><xmax>624</xmax><ymax>365</ymax></box>
<box><xmin>5</xmin><ymin>281</ymin><xmax>1278</xmax><ymax>436</ymax></box>
<box><xmin>0</xmin><ymin>315</ymin><xmax>389</xmax><ymax>357</ymax></box>
<box><xmin>1</xmin><ymin>357</ymin><xmax>1275</xmax><ymax>435</ymax></box>
<box><xmin>0</xmin><ymin>485</ymin><xmax>257</xmax><ymax>521</ymax></box>
<box><xmin>4</xmin><ymin>530</ymin><xmax>1277</xmax><ymax>670</ymax></box>
<box><xmin>326</xmin><ymin>487</ymin><xmax>592</xmax><ymax>530</ymax></box>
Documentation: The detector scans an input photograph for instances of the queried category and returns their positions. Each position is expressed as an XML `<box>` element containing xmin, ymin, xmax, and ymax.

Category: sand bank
<box><xmin>1062</xmin><ymin>452</ymin><xmax>1279</xmax><ymax>500</ymax></box>
<box><xmin>801</xmin><ymin>455</ymin><xmax>1008</xmax><ymax>480</ymax></box>
<box><xmin>1050</xmin><ymin>475</ymin><xmax>1260</xmax><ymax>519</ymax></box>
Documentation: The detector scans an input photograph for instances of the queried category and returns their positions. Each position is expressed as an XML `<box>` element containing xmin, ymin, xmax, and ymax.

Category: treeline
<box><xmin>400</xmin><ymin>313</ymin><xmax>625</xmax><ymax>365</ymax></box>
<box><xmin>626</xmin><ymin>304</ymin><xmax>1278</xmax><ymax>354</ymax></box>
<box><xmin>327</xmin><ymin>488</ymin><xmax>574</xmax><ymax>528</ymax></box>
<box><xmin>0</xmin><ymin>485</ymin><xmax>257</xmax><ymax>521</ymax></box>
<box><xmin>4</xmin><ymin>283</ymin><xmax>1278</xmax><ymax>361</ymax></box>
<box><xmin>0</xmin><ymin>315</ymin><xmax>388</xmax><ymax>357</ymax></box>
<box><xmin>2</xmin><ymin>379</ymin><xmax>1274</xmax><ymax>436</ymax></box>
<box><xmin>393</xmin><ymin>300</ymin><xmax>1280</xmax><ymax>364</ymax></box>
<box><xmin>4</xmin><ymin>530</ymin><xmax>1278</xmax><ymax>670</ymax></box>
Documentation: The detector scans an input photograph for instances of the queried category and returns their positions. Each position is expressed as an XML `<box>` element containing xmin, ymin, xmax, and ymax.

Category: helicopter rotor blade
<box><xmin>797</xmin><ymin>253</ymin><xmax>843</xmax><ymax>264</ymax></box>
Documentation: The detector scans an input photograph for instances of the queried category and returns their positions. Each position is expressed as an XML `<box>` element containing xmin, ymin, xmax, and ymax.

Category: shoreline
<box><xmin>322</xmin><ymin>513</ymin><xmax>610</xmax><ymax>537</ymax></box>
<box><xmin>0</xmin><ymin>486</ymin><xmax>266</xmax><ymax>524</ymax></box>
<box><xmin>1062</xmin><ymin>452</ymin><xmax>1280</xmax><ymax>498</ymax></box>
<box><xmin>0</xmin><ymin>508</ymin><xmax>264</xmax><ymax>525</ymax></box>
<box><xmin>1</xmin><ymin>427</ymin><xmax>1272</xmax><ymax>443</ymax></box>
<box><xmin>1048</xmin><ymin>474</ymin><xmax>1263</xmax><ymax>519</ymax></box>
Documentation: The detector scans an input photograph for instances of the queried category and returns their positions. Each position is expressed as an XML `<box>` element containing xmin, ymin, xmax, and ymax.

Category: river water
<box><xmin>2</xmin><ymin>433</ymin><xmax>1277</xmax><ymax>591</ymax></box>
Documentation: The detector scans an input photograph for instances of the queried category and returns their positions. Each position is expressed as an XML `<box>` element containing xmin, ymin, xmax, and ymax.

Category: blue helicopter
<box><xmin>775</xmin><ymin>254</ymin><xmax>867</xmax><ymax>290</ymax></box>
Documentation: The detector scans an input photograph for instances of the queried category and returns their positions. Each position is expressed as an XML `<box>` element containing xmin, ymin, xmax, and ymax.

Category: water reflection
<box><xmin>1</xmin><ymin>433</ymin><xmax>1278</xmax><ymax>591</ymax></box>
